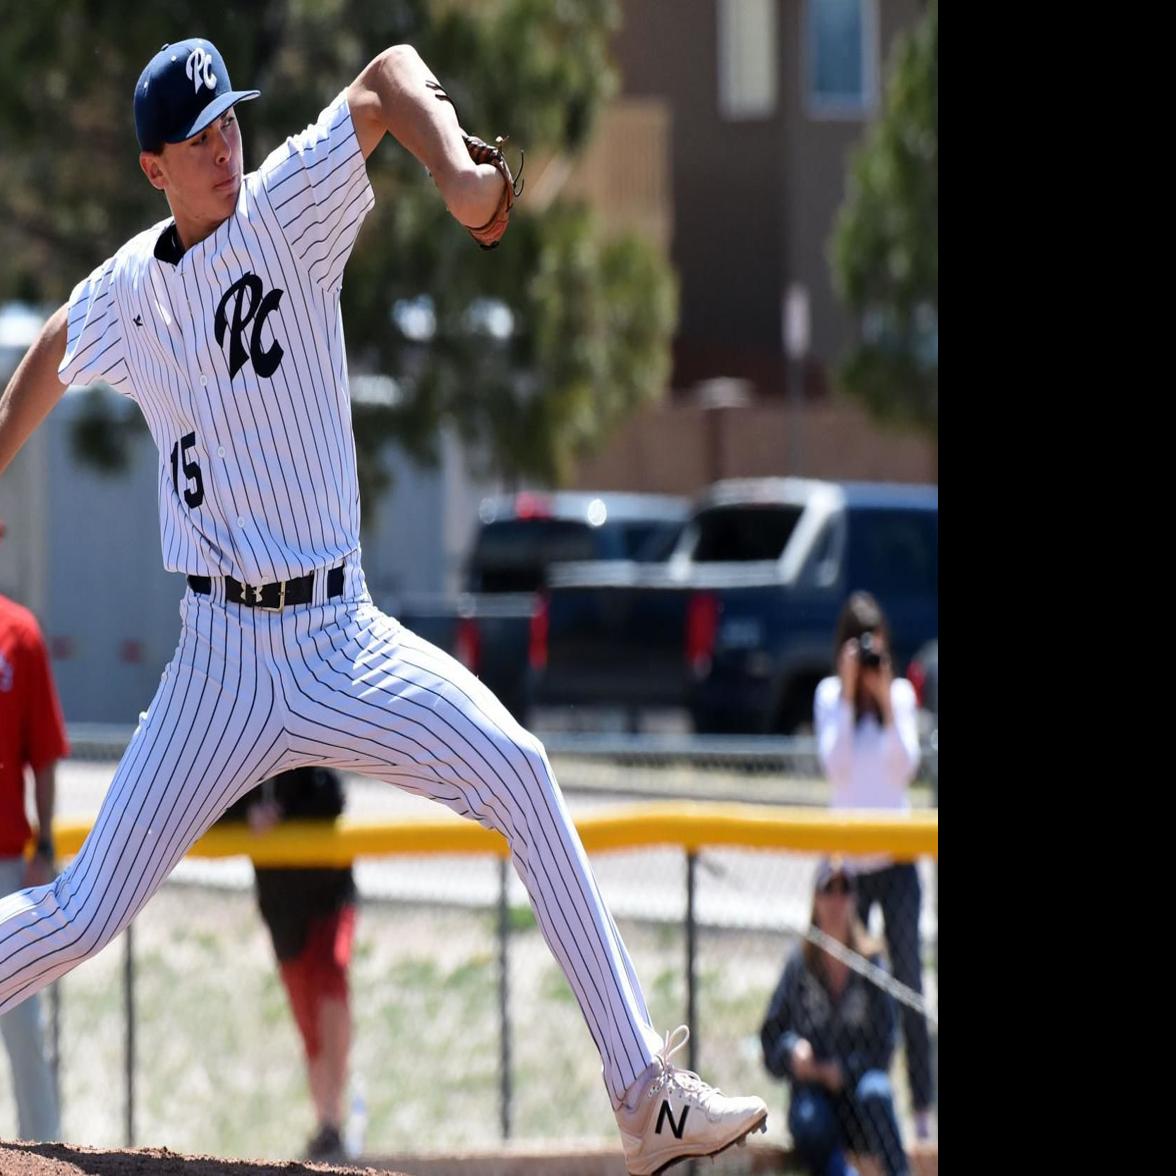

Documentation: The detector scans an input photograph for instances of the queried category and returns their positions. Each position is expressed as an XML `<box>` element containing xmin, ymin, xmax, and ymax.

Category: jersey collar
<box><xmin>154</xmin><ymin>221</ymin><xmax>185</xmax><ymax>266</ymax></box>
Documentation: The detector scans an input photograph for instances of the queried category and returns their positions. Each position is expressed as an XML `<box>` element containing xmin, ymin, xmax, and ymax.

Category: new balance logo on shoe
<box><xmin>615</xmin><ymin>1027</ymin><xmax>769</xmax><ymax>1176</ymax></box>
<box><xmin>655</xmin><ymin>1100</ymin><xmax>689</xmax><ymax>1139</ymax></box>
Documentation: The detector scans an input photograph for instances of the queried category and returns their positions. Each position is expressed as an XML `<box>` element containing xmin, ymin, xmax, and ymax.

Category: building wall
<box><xmin>611</xmin><ymin>0</ymin><xmax>926</xmax><ymax>395</ymax></box>
<box><xmin>570</xmin><ymin>396</ymin><xmax>935</xmax><ymax>494</ymax></box>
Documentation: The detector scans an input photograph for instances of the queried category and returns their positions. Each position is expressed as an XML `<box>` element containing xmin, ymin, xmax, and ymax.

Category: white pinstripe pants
<box><xmin>0</xmin><ymin>571</ymin><xmax>660</xmax><ymax>1103</ymax></box>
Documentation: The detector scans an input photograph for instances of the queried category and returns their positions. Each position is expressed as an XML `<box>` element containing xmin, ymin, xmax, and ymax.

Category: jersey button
<box><xmin>217</xmin><ymin>446</ymin><xmax>226</xmax><ymax>458</ymax></box>
<box><xmin>237</xmin><ymin>516</ymin><xmax>246</xmax><ymax>527</ymax></box>
<box><xmin>199</xmin><ymin>374</ymin><xmax>208</xmax><ymax>387</ymax></box>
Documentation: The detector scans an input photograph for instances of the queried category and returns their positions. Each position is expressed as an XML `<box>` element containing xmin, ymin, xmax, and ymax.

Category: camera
<box><xmin>858</xmin><ymin>632</ymin><xmax>885</xmax><ymax>670</ymax></box>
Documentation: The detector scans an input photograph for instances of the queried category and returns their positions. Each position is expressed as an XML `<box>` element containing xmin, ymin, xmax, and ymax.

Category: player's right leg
<box><xmin>0</xmin><ymin>593</ymin><xmax>285</xmax><ymax>1015</ymax></box>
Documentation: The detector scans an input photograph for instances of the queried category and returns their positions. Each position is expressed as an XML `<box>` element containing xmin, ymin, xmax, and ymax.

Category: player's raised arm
<box><xmin>346</xmin><ymin>45</ymin><xmax>517</xmax><ymax>248</ymax></box>
<box><xmin>0</xmin><ymin>306</ymin><xmax>69</xmax><ymax>477</ymax></box>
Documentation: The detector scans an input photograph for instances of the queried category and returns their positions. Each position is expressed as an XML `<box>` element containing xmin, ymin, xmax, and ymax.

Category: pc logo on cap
<box><xmin>134</xmin><ymin>38</ymin><xmax>260</xmax><ymax>152</ymax></box>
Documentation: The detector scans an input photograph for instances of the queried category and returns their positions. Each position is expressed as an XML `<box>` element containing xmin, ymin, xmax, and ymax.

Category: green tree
<box><xmin>0</xmin><ymin>0</ymin><xmax>675</xmax><ymax>494</ymax></box>
<box><xmin>831</xmin><ymin>0</ymin><xmax>937</xmax><ymax>435</ymax></box>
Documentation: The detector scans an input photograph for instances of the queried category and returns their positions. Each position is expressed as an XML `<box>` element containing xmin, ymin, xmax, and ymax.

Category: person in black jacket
<box><xmin>761</xmin><ymin>858</ymin><xmax>908</xmax><ymax>1176</ymax></box>
<box><xmin>221</xmin><ymin>765</ymin><xmax>357</xmax><ymax>1162</ymax></box>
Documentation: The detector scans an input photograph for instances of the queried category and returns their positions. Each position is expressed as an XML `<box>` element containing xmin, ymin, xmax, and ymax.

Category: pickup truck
<box><xmin>389</xmin><ymin>490</ymin><xmax>688</xmax><ymax>722</ymax></box>
<box><xmin>529</xmin><ymin>479</ymin><xmax>938</xmax><ymax>733</ymax></box>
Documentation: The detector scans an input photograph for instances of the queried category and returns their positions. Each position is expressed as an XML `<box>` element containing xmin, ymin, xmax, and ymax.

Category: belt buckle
<box><xmin>257</xmin><ymin>580</ymin><xmax>287</xmax><ymax>612</ymax></box>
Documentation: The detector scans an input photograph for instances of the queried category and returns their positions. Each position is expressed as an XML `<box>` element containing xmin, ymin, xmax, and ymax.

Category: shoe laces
<box><xmin>646</xmin><ymin>1026</ymin><xmax>720</xmax><ymax>1109</ymax></box>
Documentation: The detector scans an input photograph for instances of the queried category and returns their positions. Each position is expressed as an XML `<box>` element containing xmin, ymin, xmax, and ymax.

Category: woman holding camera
<box><xmin>814</xmin><ymin>592</ymin><xmax>932</xmax><ymax>1139</ymax></box>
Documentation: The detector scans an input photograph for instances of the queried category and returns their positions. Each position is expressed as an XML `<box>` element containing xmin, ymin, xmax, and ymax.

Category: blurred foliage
<box><xmin>831</xmin><ymin>0</ymin><xmax>937</xmax><ymax>436</ymax></box>
<box><xmin>0</xmin><ymin>0</ymin><xmax>675</xmax><ymax>493</ymax></box>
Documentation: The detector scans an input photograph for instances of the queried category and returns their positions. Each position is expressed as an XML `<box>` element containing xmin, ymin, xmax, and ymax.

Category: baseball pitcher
<box><xmin>0</xmin><ymin>37</ymin><xmax>766</xmax><ymax>1172</ymax></box>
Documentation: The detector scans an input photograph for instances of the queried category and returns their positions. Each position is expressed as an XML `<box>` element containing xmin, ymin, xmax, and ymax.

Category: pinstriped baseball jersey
<box><xmin>58</xmin><ymin>91</ymin><xmax>373</xmax><ymax>586</ymax></box>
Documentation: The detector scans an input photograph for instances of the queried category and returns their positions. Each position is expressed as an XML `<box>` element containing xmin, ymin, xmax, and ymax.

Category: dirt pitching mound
<box><xmin>0</xmin><ymin>1142</ymin><xmax>405</xmax><ymax>1176</ymax></box>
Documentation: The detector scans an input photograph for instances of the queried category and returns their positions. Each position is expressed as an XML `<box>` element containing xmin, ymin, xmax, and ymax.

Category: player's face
<box><xmin>140</xmin><ymin>110</ymin><xmax>244</xmax><ymax>230</ymax></box>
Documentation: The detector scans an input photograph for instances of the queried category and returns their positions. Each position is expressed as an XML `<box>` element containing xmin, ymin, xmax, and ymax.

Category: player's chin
<box><xmin>213</xmin><ymin>177</ymin><xmax>241</xmax><ymax>206</ymax></box>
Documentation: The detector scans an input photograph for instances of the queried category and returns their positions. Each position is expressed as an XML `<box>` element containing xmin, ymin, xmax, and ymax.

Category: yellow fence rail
<box><xmin>43</xmin><ymin>803</ymin><xmax>938</xmax><ymax>865</ymax></box>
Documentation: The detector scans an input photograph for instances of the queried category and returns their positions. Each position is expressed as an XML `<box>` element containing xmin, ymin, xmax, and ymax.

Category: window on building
<box><xmin>718</xmin><ymin>0</ymin><xmax>779</xmax><ymax>120</ymax></box>
<box><xmin>807</xmin><ymin>0</ymin><xmax>877</xmax><ymax>118</ymax></box>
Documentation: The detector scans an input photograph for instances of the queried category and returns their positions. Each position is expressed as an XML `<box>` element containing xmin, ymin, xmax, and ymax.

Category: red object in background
<box><xmin>1</xmin><ymin>597</ymin><xmax>70</xmax><ymax>856</ymax></box>
<box><xmin>119</xmin><ymin>639</ymin><xmax>145</xmax><ymax>665</ymax></box>
<box><xmin>513</xmin><ymin>491</ymin><xmax>552</xmax><ymax>519</ymax></box>
<box><xmin>685</xmin><ymin>592</ymin><xmax>720</xmax><ymax>674</ymax></box>
<box><xmin>455</xmin><ymin>616</ymin><xmax>481</xmax><ymax>676</ymax></box>
<box><xmin>529</xmin><ymin>593</ymin><xmax>549</xmax><ymax>671</ymax></box>
<box><xmin>907</xmin><ymin>657</ymin><xmax>926</xmax><ymax>707</ymax></box>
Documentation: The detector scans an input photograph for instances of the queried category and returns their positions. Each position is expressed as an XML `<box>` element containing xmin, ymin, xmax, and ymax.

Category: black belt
<box><xmin>187</xmin><ymin>565</ymin><xmax>345</xmax><ymax>610</ymax></box>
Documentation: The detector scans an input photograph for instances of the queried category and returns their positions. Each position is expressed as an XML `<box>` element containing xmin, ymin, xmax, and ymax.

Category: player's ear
<box><xmin>139</xmin><ymin>150</ymin><xmax>168</xmax><ymax>191</ymax></box>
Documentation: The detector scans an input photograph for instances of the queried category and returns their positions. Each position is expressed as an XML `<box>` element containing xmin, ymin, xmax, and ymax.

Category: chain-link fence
<box><xmin>1</xmin><ymin>732</ymin><xmax>938</xmax><ymax>1173</ymax></box>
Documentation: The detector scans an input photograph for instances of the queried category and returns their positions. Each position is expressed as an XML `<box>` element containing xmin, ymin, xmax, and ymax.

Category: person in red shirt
<box><xmin>0</xmin><ymin>516</ymin><xmax>67</xmax><ymax>1140</ymax></box>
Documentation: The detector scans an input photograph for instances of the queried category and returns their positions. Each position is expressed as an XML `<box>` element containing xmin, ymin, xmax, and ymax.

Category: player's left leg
<box><xmin>274</xmin><ymin>593</ymin><xmax>658</xmax><ymax>1097</ymax></box>
<box><xmin>275</xmin><ymin>592</ymin><xmax>767</xmax><ymax>1172</ymax></box>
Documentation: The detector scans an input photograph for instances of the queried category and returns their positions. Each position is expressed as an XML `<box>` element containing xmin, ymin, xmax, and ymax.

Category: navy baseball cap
<box><xmin>134</xmin><ymin>38</ymin><xmax>260</xmax><ymax>152</ymax></box>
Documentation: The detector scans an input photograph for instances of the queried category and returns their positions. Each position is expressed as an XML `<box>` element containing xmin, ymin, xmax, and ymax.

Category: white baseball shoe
<box><xmin>614</xmin><ymin>1026</ymin><xmax>768</xmax><ymax>1175</ymax></box>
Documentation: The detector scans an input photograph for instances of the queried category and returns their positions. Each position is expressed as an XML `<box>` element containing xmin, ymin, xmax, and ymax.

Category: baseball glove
<box><xmin>426</xmin><ymin>79</ymin><xmax>524</xmax><ymax>250</ymax></box>
<box><xmin>461</xmin><ymin>132</ymin><xmax>524</xmax><ymax>251</ymax></box>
